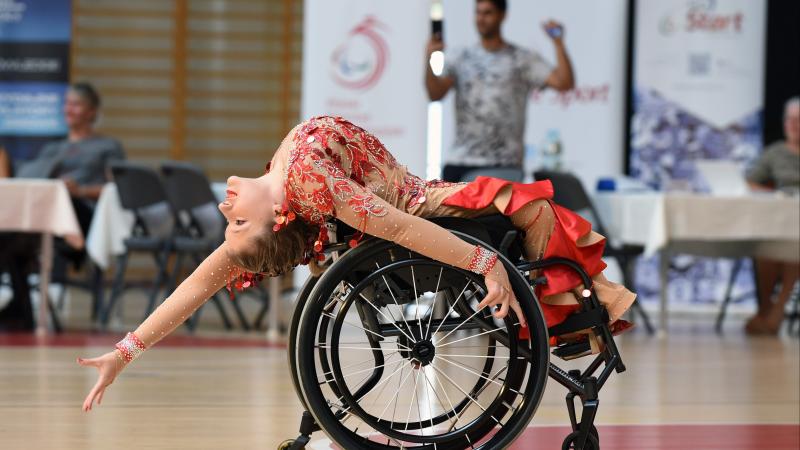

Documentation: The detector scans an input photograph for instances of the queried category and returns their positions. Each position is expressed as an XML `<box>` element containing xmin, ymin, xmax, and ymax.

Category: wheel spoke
<box><xmin>436</xmin><ymin>355</ymin><xmax>506</xmax><ymax>390</ymax></box>
<box><xmin>376</xmin><ymin>361</ymin><xmax>413</xmax><ymax>426</ymax></box>
<box><xmin>438</xmin><ymin>324</ymin><xmax>518</xmax><ymax>348</ymax></box>
<box><xmin>445</xmin><ymin>365</ymin><xmax>508</xmax><ymax>433</ymax></box>
<box><xmin>368</xmin><ymin>358</ymin><xmax>405</xmax><ymax>409</ymax></box>
<box><xmin>430</xmin><ymin>281</ymin><xmax>474</xmax><ymax>339</ymax></box>
<box><xmin>317</xmin><ymin>345</ymin><xmax>395</xmax><ymax>352</ymax></box>
<box><xmin>377</xmin><ymin>262</ymin><xmax>416</xmax><ymax>342</ymax></box>
<box><xmin>430</xmin><ymin>364</ymin><xmax>487</xmax><ymax>413</ymax></box>
<box><xmin>404</xmin><ymin>365</ymin><xmax>422</xmax><ymax>430</ymax></box>
<box><xmin>425</xmin><ymin>364</ymin><xmax>462</xmax><ymax>432</ymax></box>
<box><xmin>340</xmin><ymin>353</ymin><xmax>401</xmax><ymax>380</ymax></box>
<box><xmin>350</xmin><ymin>287</ymin><xmax>417</xmax><ymax>344</ymax></box>
<box><xmin>436</xmin><ymin>353</ymin><xmax>517</xmax><ymax>360</ymax></box>
<box><xmin>423</xmin><ymin>267</ymin><xmax>444</xmax><ymax>340</ymax></box>
<box><xmin>420</xmin><ymin>366</ymin><xmax>456</xmax><ymax>432</ymax></box>
<box><xmin>435</xmin><ymin>301</ymin><xmax>490</xmax><ymax>344</ymax></box>
<box><xmin>321</xmin><ymin>311</ymin><xmax>412</xmax><ymax>350</ymax></box>
<box><xmin>317</xmin><ymin>351</ymin><xmax>400</xmax><ymax>384</ymax></box>
<box><xmin>410</xmin><ymin>263</ymin><xmax>423</xmax><ymax>339</ymax></box>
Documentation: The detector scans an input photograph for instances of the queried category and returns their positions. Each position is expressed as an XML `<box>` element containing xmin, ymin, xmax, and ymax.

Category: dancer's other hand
<box><xmin>77</xmin><ymin>351</ymin><xmax>125</xmax><ymax>412</ymax></box>
<box><xmin>479</xmin><ymin>264</ymin><xmax>527</xmax><ymax>328</ymax></box>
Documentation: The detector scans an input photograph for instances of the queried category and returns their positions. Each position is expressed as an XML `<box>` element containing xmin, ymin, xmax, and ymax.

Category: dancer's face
<box><xmin>475</xmin><ymin>1</ymin><xmax>504</xmax><ymax>39</ymax></box>
<box><xmin>218</xmin><ymin>175</ymin><xmax>278</xmax><ymax>255</ymax></box>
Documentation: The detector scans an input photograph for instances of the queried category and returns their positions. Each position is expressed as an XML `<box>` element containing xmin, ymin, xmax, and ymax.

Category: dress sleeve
<box><xmin>132</xmin><ymin>243</ymin><xmax>235</xmax><ymax>348</ymax></box>
<box><xmin>290</xmin><ymin>152</ymin><xmax>502</xmax><ymax>278</ymax></box>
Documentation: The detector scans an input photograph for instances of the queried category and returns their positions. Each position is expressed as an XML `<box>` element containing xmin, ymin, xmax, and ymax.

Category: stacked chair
<box><xmin>99</xmin><ymin>162</ymin><xmax>254</xmax><ymax>331</ymax></box>
<box><xmin>160</xmin><ymin>162</ymin><xmax>250</xmax><ymax>331</ymax></box>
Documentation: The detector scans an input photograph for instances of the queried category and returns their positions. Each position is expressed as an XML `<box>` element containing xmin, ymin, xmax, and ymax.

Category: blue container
<box><xmin>596</xmin><ymin>178</ymin><xmax>616</xmax><ymax>192</ymax></box>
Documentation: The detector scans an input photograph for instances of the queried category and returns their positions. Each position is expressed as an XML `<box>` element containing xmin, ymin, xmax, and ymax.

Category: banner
<box><xmin>440</xmin><ymin>0</ymin><xmax>629</xmax><ymax>186</ymax></box>
<box><xmin>301</xmin><ymin>0</ymin><xmax>430</xmax><ymax>177</ymax></box>
<box><xmin>0</xmin><ymin>0</ymin><xmax>71</xmax><ymax>160</ymax></box>
<box><xmin>629</xmin><ymin>0</ymin><xmax>767</xmax><ymax>308</ymax></box>
<box><xmin>629</xmin><ymin>0</ymin><xmax>766</xmax><ymax>189</ymax></box>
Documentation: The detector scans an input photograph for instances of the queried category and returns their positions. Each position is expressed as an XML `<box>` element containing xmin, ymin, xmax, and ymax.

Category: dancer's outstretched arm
<box><xmin>77</xmin><ymin>243</ymin><xmax>234</xmax><ymax>411</ymax></box>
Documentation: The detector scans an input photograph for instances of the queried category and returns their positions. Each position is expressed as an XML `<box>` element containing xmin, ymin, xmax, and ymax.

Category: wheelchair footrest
<box><xmin>548</xmin><ymin>308</ymin><xmax>607</xmax><ymax>337</ymax></box>
<box><xmin>553</xmin><ymin>340</ymin><xmax>593</xmax><ymax>360</ymax></box>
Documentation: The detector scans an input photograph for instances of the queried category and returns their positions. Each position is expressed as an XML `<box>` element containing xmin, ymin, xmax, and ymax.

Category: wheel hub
<box><xmin>410</xmin><ymin>340</ymin><xmax>436</xmax><ymax>366</ymax></box>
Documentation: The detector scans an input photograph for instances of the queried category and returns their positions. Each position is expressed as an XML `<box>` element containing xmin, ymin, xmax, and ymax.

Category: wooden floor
<box><xmin>0</xmin><ymin>297</ymin><xmax>798</xmax><ymax>449</ymax></box>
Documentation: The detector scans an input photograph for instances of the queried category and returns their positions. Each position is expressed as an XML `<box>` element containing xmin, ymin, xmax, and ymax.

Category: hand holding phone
<box><xmin>432</xmin><ymin>19</ymin><xmax>443</xmax><ymax>40</ymax></box>
<box><xmin>542</xmin><ymin>20</ymin><xmax>564</xmax><ymax>40</ymax></box>
<box><xmin>428</xmin><ymin>19</ymin><xmax>444</xmax><ymax>55</ymax></box>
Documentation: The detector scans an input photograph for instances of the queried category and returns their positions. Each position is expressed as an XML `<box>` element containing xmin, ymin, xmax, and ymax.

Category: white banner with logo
<box><xmin>630</xmin><ymin>0</ymin><xmax>766</xmax><ymax>190</ymax></box>
<box><xmin>629</xmin><ymin>0</ymin><xmax>766</xmax><ymax>307</ymax></box>
<box><xmin>302</xmin><ymin>0</ymin><xmax>430</xmax><ymax>177</ymax></box>
<box><xmin>440</xmin><ymin>0</ymin><xmax>629</xmax><ymax>187</ymax></box>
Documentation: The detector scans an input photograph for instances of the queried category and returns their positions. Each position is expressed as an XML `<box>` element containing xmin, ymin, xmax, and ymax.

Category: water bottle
<box><xmin>541</xmin><ymin>129</ymin><xmax>563</xmax><ymax>171</ymax></box>
<box><xmin>523</xmin><ymin>144</ymin><xmax>536</xmax><ymax>182</ymax></box>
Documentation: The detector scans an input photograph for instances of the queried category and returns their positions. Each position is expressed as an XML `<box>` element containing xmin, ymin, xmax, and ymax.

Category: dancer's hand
<box><xmin>479</xmin><ymin>265</ymin><xmax>527</xmax><ymax>328</ymax></box>
<box><xmin>77</xmin><ymin>351</ymin><xmax>125</xmax><ymax>412</ymax></box>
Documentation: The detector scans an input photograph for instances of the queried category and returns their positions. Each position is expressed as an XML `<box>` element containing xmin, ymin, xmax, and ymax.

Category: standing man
<box><xmin>426</xmin><ymin>0</ymin><xmax>575</xmax><ymax>182</ymax></box>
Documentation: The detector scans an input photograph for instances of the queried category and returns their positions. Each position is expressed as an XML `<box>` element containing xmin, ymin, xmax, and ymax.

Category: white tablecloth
<box><xmin>87</xmin><ymin>182</ymin><xmax>226</xmax><ymax>269</ymax></box>
<box><xmin>0</xmin><ymin>179</ymin><xmax>84</xmax><ymax>334</ymax></box>
<box><xmin>593</xmin><ymin>190</ymin><xmax>800</xmax><ymax>334</ymax></box>
<box><xmin>0</xmin><ymin>179</ymin><xmax>83</xmax><ymax>247</ymax></box>
<box><xmin>594</xmin><ymin>192</ymin><xmax>800</xmax><ymax>257</ymax></box>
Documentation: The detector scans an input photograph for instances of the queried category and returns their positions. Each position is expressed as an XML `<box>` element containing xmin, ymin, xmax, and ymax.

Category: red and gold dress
<box><xmin>280</xmin><ymin>116</ymin><xmax>635</xmax><ymax>328</ymax></box>
<box><xmin>124</xmin><ymin>116</ymin><xmax>634</xmax><ymax>351</ymax></box>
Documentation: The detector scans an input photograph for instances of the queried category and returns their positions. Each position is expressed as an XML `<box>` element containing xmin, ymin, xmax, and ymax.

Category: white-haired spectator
<box><xmin>744</xmin><ymin>96</ymin><xmax>799</xmax><ymax>334</ymax></box>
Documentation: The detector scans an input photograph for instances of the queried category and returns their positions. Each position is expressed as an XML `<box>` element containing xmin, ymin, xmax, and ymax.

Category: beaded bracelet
<box><xmin>467</xmin><ymin>246</ymin><xmax>499</xmax><ymax>276</ymax></box>
<box><xmin>114</xmin><ymin>332</ymin><xmax>147</xmax><ymax>363</ymax></box>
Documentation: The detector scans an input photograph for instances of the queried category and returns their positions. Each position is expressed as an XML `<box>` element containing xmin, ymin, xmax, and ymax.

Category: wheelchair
<box><xmin>280</xmin><ymin>214</ymin><xmax>627</xmax><ymax>450</ymax></box>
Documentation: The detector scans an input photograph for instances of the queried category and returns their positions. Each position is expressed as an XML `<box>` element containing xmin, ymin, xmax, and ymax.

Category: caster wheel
<box><xmin>562</xmin><ymin>430</ymin><xmax>599</xmax><ymax>450</ymax></box>
<box><xmin>278</xmin><ymin>439</ymin><xmax>301</xmax><ymax>450</ymax></box>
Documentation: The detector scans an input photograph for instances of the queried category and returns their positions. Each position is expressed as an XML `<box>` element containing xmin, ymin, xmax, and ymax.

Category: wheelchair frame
<box><xmin>282</xmin><ymin>216</ymin><xmax>627</xmax><ymax>450</ymax></box>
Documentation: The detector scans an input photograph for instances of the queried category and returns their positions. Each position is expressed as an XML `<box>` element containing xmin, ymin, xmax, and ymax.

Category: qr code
<box><xmin>689</xmin><ymin>53</ymin><xmax>711</xmax><ymax>76</ymax></box>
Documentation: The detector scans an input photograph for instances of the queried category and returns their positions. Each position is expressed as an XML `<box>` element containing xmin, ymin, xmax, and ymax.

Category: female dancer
<box><xmin>78</xmin><ymin>116</ymin><xmax>634</xmax><ymax>411</ymax></box>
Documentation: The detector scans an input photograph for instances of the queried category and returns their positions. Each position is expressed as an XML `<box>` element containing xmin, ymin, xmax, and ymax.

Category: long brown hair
<box><xmin>228</xmin><ymin>218</ymin><xmax>317</xmax><ymax>277</ymax></box>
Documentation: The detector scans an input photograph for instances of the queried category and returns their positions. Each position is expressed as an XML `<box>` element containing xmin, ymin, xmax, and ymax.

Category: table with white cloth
<box><xmin>593</xmin><ymin>191</ymin><xmax>800</xmax><ymax>335</ymax></box>
<box><xmin>86</xmin><ymin>182</ymin><xmax>287</xmax><ymax>339</ymax></box>
<box><xmin>0</xmin><ymin>179</ymin><xmax>84</xmax><ymax>334</ymax></box>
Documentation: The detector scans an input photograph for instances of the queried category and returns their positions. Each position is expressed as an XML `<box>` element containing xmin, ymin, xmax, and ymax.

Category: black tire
<box><xmin>296</xmin><ymin>233</ymin><xmax>550</xmax><ymax>449</ymax></box>
<box><xmin>288</xmin><ymin>274</ymin><xmax>319</xmax><ymax>411</ymax></box>
<box><xmin>562</xmin><ymin>430</ymin><xmax>599</xmax><ymax>450</ymax></box>
<box><xmin>277</xmin><ymin>439</ymin><xmax>298</xmax><ymax>450</ymax></box>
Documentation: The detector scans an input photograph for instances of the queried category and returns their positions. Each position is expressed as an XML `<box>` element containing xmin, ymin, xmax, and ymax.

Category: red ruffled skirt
<box><xmin>443</xmin><ymin>176</ymin><xmax>615</xmax><ymax>329</ymax></box>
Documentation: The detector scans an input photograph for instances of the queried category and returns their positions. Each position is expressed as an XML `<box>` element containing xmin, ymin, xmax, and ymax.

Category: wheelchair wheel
<box><xmin>562</xmin><ymin>431</ymin><xmax>599</xmax><ymax>450</ymax></box>
<box><xmin>295</xmin><ymin>234</ymin><xmax>549</xmax><ymax>449</ymax></box>
<box><xmin>288</xmin><ymin>274</ymin><xmax>320</xmax><ymax>411</ymax></box>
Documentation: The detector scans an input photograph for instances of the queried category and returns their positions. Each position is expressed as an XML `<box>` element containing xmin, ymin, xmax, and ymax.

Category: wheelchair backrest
<box><xmin>331</xmin><ymin>214</ymin><xmax>524</xmax><ymax>262</ymax></box>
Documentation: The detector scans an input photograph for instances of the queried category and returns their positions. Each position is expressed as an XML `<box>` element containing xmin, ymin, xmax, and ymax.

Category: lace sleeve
<box><xmin>132</xmin><ymin>243</ymin><xmax>235</xmax><ymax>348</ymax></box>
<box><xmin>328</xmin><ymin>180</ymin><xmax>500</xmax><ymax>280</ymax></box>
<box><xmin>286</xmin><ymin>148</ymin><xmax>502</xmax><ymax>278</ymax></box>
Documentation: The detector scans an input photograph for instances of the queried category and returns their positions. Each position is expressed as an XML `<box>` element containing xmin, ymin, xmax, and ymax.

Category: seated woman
<box><xmin>77</xmin><ymin>116</ymin><xmax>635</xmax><ymax>411</ymax></box>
